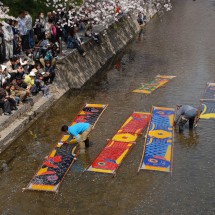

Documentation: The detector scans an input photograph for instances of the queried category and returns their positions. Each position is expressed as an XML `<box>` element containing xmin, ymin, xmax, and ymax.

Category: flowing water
<box><xmin>0</xmin><ymin>0</ymin><xmax>215</xmax><ymax>214</ymax></box>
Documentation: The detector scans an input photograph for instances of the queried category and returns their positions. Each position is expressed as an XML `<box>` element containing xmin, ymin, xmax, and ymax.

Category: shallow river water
<box><xmin>0</xmin><ymin>0</ymin><xmax>215</xmax><ymax>214</ymax></box>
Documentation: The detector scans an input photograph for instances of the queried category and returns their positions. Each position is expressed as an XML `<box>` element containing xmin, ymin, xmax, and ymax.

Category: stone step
<box><xmin>0</xmin><ymin>92</ymin><xmax>43</xmax><ymax>132</ymax></box>
<box><xmin>0</xmin><ymin>85</ymin><xmax>66</xmax><ymax>153</ymax></box>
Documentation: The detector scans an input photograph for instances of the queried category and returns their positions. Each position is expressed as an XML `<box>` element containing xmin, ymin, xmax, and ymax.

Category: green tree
<box><xmin>2</xmin><ymin>0</ymin><xmax>82</xmax><ymax>19</ymax></box>
<box><xmin>2</xmin><ymin>0</ymin><xmax>53</xmax><ymax>19</ymax></box>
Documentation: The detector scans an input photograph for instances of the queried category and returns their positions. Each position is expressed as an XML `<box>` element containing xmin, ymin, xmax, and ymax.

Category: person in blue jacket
<box><xmin>61</xmin><ymin>122</ymin><xmax>93</xmax><ymax>153</ymax></box>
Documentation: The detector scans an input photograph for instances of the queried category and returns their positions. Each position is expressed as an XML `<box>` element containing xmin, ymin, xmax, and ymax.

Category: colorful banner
<box><xmin>198</xmin><ymin>83</ymin><xmax>215</xmax><ymax>120</ymax></box>
<box><xmin>132</xmin><ymin>75</ymin><xmax>176</xmax><ymax>94</ymax></box>
<box><xmin>202</xmin><ymin>83</ymin><xmax>215</xmax><ymax>100</ymax></box>
<box><xmin>139</xmin><ymin>106</ymin><xmax>175</xmax><ymax>173</ymax></box>
<box><xmin>200</xmin><ymin>101</ymin><xmax>215</xmax><ymax>119</ymax></box>
<box><xmin>86</xmin><ymin>112</ymin><xmax>151</xmax><ymax>174</ymax></box>
<box><xmin>25</xmin><ymin>104</ymin><xmax>108</xmax><ymax>192</ymax></box>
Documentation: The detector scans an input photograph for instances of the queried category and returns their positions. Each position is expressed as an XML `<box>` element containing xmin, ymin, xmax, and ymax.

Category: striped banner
<box><xmin>199</xmin><ymin>83</ymin><xmax>215</xmax><ymax>119</ymax></box>
<box><xmin>139</xmin><ymin>106</ymin><xmax>175</xmax><ymax>173</ymax></box>
<box><xmin>132</xmin><ymin>75</ymin><xmax>176</xmax><ymax>94</ymax></box>
<box><xmin>86</xmin><ymin>112</ymin><xmax>150</xmax><ymax>175</ymax></box>
<box><xmin>25</xmin><ymin>104</ymin><xmax>108</xmax><ymax>192</ymax></box>
<box><xmin>202</xmin><ymin>83</ymin><xmax>215</xmax><ymax>100</ymax></box>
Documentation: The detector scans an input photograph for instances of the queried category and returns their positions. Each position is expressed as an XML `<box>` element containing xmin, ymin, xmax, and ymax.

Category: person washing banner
<box><xmin>174</xmin><ymin>105</ymin><xmax>198</xmax><ymax>133</ymax></box>
<box><xmin>61</xmin><ymin>123</ymin><xmax>93</xmax><ymax>154</ymax></box>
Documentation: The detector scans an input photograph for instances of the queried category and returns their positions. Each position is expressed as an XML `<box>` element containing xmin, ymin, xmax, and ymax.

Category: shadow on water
<box><xmin>0</xmin><ymin>0</ymin><xmax>215</xmax><ymax>214</ymax></box>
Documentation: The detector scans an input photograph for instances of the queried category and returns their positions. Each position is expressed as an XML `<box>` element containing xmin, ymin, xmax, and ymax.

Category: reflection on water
<box><xmin>176</xmin><ymin>130</ymin><xmax>199</xmax><ymax>148</ymax></box>
<box><xmin>0</xmin><ymin>0</ymin><xmax>215</xmax><ymax>214</ymax></box>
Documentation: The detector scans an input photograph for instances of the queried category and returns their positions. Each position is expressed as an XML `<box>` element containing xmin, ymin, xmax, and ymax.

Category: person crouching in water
<box><xmin>174</xmin><ymin>105</ymin><xmax>198</xmax><ymax>133</ymax></box>
<box><xmin>61</xmin><ymin>123</ymin><xmax>93</xmax><ymax>154</ymax></box>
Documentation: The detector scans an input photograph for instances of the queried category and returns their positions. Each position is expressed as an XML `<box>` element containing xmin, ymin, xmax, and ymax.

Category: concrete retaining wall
<box><xmin>55</xmin><ymin>12</ymin><xmax>140</xmax><ymax>89</ymax></box>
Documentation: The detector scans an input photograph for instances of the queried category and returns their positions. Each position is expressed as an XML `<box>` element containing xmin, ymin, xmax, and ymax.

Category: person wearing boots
<box><xmin>174</xmin><ymin>105</ymin><xmax>198</xmax><ymax>133</ymax></box>
<box><xmin>61</xmin><ymin>123</ymin><xmax>93</xmax><ymax>154</ymax></box>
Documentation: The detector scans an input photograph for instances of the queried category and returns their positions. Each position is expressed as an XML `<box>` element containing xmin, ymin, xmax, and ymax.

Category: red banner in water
<box><xmin>86</xmin><ymin>112</ymin><xmax>150</xmax><ymax>174</ymax></box>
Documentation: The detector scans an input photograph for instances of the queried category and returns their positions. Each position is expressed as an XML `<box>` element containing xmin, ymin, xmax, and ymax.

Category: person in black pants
<box><xmin>0</xmin><ymin>87</ymin><xmax>12</xmax><ymax>115</ymax></box>
<box><xmin>67</xmin><ymin>28</ymin><xmax>86</xmax><ymax>56</ymax></box>
<box><xmin>0</xmin><ymin>23</ymin><xmax>5</xmax><ymax>64</ymax></box>
<box><xmin>174</xmin><ymin>105</ymin><xmax>198</xmax><ymax>133</ymax></box>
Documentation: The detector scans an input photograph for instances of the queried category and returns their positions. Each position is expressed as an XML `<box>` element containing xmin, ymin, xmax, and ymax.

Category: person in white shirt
<box><xmin>2</xmin><ymin>21</ymin><xmax>14</xmax><ymax>60</ymax></box>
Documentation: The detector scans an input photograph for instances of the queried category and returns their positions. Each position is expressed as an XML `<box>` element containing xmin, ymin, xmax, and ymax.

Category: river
<box><xmin>0</xmin><ymin>0</ymin><xmax>215</xmax><ymax>214</ymax></box>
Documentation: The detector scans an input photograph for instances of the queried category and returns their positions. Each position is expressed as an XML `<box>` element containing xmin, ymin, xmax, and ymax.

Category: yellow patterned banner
<box><xmin>133</xmin><ymin>75</ymin><xmax>176</xmax><ymax>94</ymax></box>
<box><xmin>86</xmin><ymin>112</ymin><xmax>151</xmax><ymax>174</ymax></box>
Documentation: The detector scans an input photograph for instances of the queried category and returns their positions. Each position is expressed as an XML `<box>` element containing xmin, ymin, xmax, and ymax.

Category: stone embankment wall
<box><xmin>55</xmin><ymin>12</ymin><xmax>141</xmax><ymax>89</ymax></box>
<box><xmin>0</xmin><ymin>8</ymin><xmax>158</xmax><ymax>154</ymax></box>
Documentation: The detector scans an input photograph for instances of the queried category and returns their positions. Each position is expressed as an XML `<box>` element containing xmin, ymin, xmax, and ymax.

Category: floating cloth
<box><xmin>200</xmin><ymin>101</ymin><xmax>215</xmax><ymax>119</ymax></box>
<box><xmin>25</xmin><ymin>103</ymin><xmax>108</xmax><ymax>192</ymax></box>
<box><xmin>132</xmin><ymin>75</ymin><xmax>176</xmax><ymax>94</ymax></box>
<box><xmin>202</xmin><ymin>83</ymin><xmax>215</xmax><ymax>100</ymax></box>
<box><xmin>139</xmin><ymin>106</ymin><xmax>175</xmax><ymax>173</ymax></box>
<box><xmin>196</xmin><ymin>83</ymin><xmax>215</xmax><ymax>121</ymax></box>
<box><xmin>86</xmin><ymin>112</ymin><xmax>151</xmax><ymax>174</ymax></box>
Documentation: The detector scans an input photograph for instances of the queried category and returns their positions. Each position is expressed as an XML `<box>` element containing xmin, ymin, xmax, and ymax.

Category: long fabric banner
<box><xmin>200</xmin><ymin>101</ymin><xmax>215</xmax><ymax>119</ymax></box>
<box><xmin>25</xmin><ymin>104</ymin><xmax>108</xmax><ymax>192</ymax></box>
<box><xmin>139</xmin><ymin>106</ymin><xmax>175</xmax><ymax>173</ymax></box>
<box><xmin>202</xmin><ymin>83</ymin><xmax>215</xmax><ymax>100</ymax></box>
<box><xmin>199</xmin><ymin>83</ymin><xmax>215</xmax><ymax>119</ymax></box>
<box><xmin>86</xmin><ymin>112</ymin><xmax>151</xmax><ymax>175</ymax></box>
<box><xmin>132</xmin><ymin>75</ymin><xmax>176</xmax><ymax>94</ymax></box>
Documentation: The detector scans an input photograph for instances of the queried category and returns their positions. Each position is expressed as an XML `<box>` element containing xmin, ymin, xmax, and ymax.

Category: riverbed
<box><xmin>0</xmin><ymin>0</ymin><xmax>215</xmax><ymax>214</ymax></box>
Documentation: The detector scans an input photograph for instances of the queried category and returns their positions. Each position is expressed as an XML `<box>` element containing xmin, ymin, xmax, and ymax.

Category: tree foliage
<box><xmin>2</xmin><ymin>0</ymin><xmax>83</xmax><ymax>19</ymax></box>
<box><xmin>2</xmin><ymin>0</ymin><xmax>57</xmax><ymax>19</ymax></box>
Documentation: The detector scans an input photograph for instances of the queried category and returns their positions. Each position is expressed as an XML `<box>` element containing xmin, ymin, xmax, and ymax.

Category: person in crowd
<box><xmin>33</xmin><ymin>13</ymin><xmax>46</xmax><ymax>43</ymax></box>
<box><xmin>9</xmin><ymin>84</ymin><xmax>20</xmax><ymax>105</ymax></box>
<box><xmin>137</xmin><ymin>12</ymin><xmax>146</xmax><ymax>26</ymax></box>
<box><xmin>13</xmin><ymin>77</ymin><xmax>29</xmax><ymax>104</ymax></box>
<box><xmin>0</xmin><ymin>65</ymin><xmax>11</xmax><ymax>87</ymax></box>
<box><xmin>116</xmin><ymin>4</ymin><xmax>122</xmax><ymax>15</ymax></box>
<box><xmin>2</xmin><ymin>21</ymin><xmax>14</xmax><ymax>60</ymax></box>
<box><xmin>17</xmin><ymin>11</ymin><xmax>29</xmax><ymax>51</ymax></box>
<box><xmin>39</xmin><ymin>12</ymin><xmax>46</xmax><ymax>39</ymax></box>
<box><xmin>25</xmin><ymin>11</ymin><xmax>34</xmax><ymax>49</ymax></box>
<box><xmin>61</xmin><ymin>123</ymin><xmax>93</xmax><ymax>154</ymax></box>
<box><xmin>46</xmin><ymin>12</ymin><xmax>54</xmax><ymax>23</ymax></box>
<box><xmin>4</xmin><ymin>57</ymin><xmax>18</xmax><ymax>81</ymax></box>
<box><xmin>51</xmin><ymin>21</ymin><xmax>57</xmax><ymax>43</ymax></box>
<box><xmin>0</xmin><ymin>86</ymin><xmax>12</xmax><ymax>115</ymax></box>
<box><xmin>24</xmin><ymin>70</ymin><xmax>38</xmax><ymax>95</ymax></box>
<box><xmin>15</xmin><ymin>65</ymin><xmax>25</xmax><ymax>80</ymax></box>
<box><xmin>39</xmin><ymin>41</ymin><xmax>56</xmax><ymax>68</ymax></box>
<box><xmin>43</xmin><ymin>60</ymin><xmax>55</xmax><ymax>84</ymax></box>
<box><xmin>85</xmin><ymin>22</ymin><xmax>101</xmax><ymax>44</ymax></box>
<box><xmin>67</xmin><ymin>27</ymin><xmax>86</xmax><ymax>56</ymax></box>
<box><xmin>174</xmin><ymin>105</ymin><xmax>198</xmax><ymax>133</ymax></box>
<box><xmin>11</xmin><ymin>20</ymin><xmax>21</xmax><ymax>55</ymax></box>
<box><xmin>0</xmin><ymin>22</ymin><xmax>5</xmax><ymax>64</ymax></box>
<box><xmin>15</xmin><ymin>75</ymin><xmax>28</xmax><ymax>89</ymax></box>
<box><xmin>35</xmin><ymin>73</ymin><xmax>49</xmax><ymax>97</ymax></box>
<box><xmin>4</xmin><ymin>84</ymin><xmax>17</xmax><ymax>110</ymax></box>
<box><xmin>25</xmin><ymin>53</ymin><xmax>35</xmax><ymax>67</ymax></box>
<box><xmin>78</xmin><ymin>19</ymin><xmax>86</xmax><ymax>35</ymax></box>
<box><xmin>51</xmin><ymin>42</ymin><xmax>60</xmax><ymax>58</ymax></box>
<box><xmin>45</xmin><ymin>19</ymin><xmax>53</xmax><ymax>40</ymax></box>
<box><xmin>34</xmin><ymin>62</ymin><xmax>43</xmax><ymax>73</ymax></box>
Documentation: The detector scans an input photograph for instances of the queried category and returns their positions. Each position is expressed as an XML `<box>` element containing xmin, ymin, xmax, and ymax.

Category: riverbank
<box><xmin>0</xmin><ymin>10</ymin><xmax>157</xmax><ymax>154</ymax></box>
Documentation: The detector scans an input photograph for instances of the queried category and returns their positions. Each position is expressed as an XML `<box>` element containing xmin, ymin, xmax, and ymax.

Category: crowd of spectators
<box><xmin>0</xmin><ymin>8</ymin><xmax>102</xmax><ymax>116</ymax></box>
<box><xmin>0</xmin><ymin>0</ymin><xmax>172</xmax><ymax>116</ymax></box>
